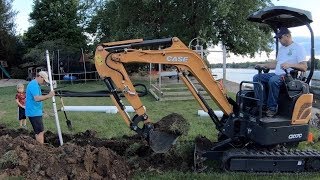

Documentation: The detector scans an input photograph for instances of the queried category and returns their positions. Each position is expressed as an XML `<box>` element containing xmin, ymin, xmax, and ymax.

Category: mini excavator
<box><xmin>94</xmin><ymin>6</ymin><xmax>320</xmax><ymax>172</ymax></box>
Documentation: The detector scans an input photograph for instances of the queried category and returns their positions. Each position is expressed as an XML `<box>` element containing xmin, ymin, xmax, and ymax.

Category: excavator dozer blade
<box><xmin>148</xmin><ymin>129</ymin><xmax>179</xmax><ymax>153</ymax></box>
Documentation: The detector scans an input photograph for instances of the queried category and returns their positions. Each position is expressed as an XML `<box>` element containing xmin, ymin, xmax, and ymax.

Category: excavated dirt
<box><xmin>154</xmin><ymin>113</ymin><xmax>190</xmax><ymax>136</ymax></box>
<box><xmin>2</xmin><ymin>106</ymin><xmax>318</xmax><ymax>179</ymax></box>
<box><xmin>0</xmin><ymin>113</ymin><xmax>194</xmax><ymax>179</ymax></box>
<box><xmin>0</xmin><ymin>129</ymin><xmax>132</xmax><ymax>179</ymax></box>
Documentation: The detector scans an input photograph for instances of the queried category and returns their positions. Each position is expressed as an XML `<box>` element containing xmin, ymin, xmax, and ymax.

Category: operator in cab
<box><xmin>253</xmin><ymin>27</ymin><xmax>307</xmax><ymax>117</ymax></box>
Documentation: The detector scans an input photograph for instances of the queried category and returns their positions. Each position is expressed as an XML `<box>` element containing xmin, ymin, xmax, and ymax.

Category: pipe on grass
<box><xmin>197</xmin><ymin>110</ymin><xmax>223</xmax><ymax>118</ymax></box>
<box><xmin>61</xmin><ymin>106</ymin><xmax>145</xmax><ymax>113</ymax></box>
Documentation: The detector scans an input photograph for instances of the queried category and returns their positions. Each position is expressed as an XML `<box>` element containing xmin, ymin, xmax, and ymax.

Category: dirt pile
<box><xmin>45</xmin><ymin>130</ymin><xmax>194</xmax><ymax>172</ymax></box>
<box><xmin>0</xmin><ymin>135</ymin><xmax>131</xmax><ymax>179</ymax></box>
<box><xmin>0</xmin><ymin>121</ymin><xmax>194</xmax><ymax>179</ymax></box>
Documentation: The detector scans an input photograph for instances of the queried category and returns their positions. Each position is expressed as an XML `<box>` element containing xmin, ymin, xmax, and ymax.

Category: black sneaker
<box><xmin>266</xmin><ymin>109</ymin><xmax>277</xmax><ymax>117</ymax></box>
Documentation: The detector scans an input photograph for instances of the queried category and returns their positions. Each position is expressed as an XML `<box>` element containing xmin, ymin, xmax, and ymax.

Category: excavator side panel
<box><xmin>291</xmin><ymin>94</ymin><xmax>313</xmax><ymax>124</ymax></box>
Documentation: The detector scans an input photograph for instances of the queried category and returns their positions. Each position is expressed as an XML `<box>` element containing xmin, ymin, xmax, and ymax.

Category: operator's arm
<box><xmin>34</xmin><ymin>91</ymin><xmax>55</xmax><ymax>102</ymax></box>
<box><xmin>256</xmin><ymin>60</ymin><xmax>277</xmax><ymax>69</ymax></box>
<box><xmin>280</xmin><ymin>61</ymin><xmax>308</xmax><ymax>72</ymax></box>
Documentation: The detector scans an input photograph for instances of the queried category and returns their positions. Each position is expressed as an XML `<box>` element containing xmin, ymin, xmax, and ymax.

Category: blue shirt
<box><xmin>26</xmin><ymin>79</ymin><xmax>43</xmax><ymax>117</ymax></box>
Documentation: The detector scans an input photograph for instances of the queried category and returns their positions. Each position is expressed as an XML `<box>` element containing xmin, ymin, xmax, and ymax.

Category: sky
<box><xmin>271</xmin><ymin>0</ymin><xmax>320</xmax><ymax>37</ymax></box>
<box><xmin>11</xmin><ymin>0</ymin><xmax>320</xmax><ymax>63</ymax></box>
<box><xmin>12</xmin><ymin>0</ymin><xmax>32</xmax><ymax>34</ymax></box>
<box><xmin>12</xmin><ymin>0</ymin><xmax>320</xmax><ymax>36</ymax></box>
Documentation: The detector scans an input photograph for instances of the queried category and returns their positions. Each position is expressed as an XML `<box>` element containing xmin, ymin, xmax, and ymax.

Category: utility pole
<box><xmin>57</xmin><ymin>50</ymin><xmax>60</xmax><ymax>83</ymax></box>
<box><xmin>81</xmin><ymin>48</ymin><xmax>87</xmax><ymax>83</ymax></box>
<box><xmin>222</xmin><ymin>44</ymin><xmax>227</xmax><ymax>81</ymax></box>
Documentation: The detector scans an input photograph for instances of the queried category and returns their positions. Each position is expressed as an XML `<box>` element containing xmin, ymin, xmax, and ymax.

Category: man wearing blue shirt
<box><xmin>253</xmin><ymin>27</ymin><xmax>307</xmax><ymax>117</ymax></box>
<box><xmin>26</xmin><ymin>71</ymin><xmax>55</xmax><ymax>144</ymax></box>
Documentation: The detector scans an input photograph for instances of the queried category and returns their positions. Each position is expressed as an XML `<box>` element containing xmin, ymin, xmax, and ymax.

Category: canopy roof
<box><xmin>248</xmin><ymin>6</ymin><xmax>312</xmax><ymax>29</ymax></box>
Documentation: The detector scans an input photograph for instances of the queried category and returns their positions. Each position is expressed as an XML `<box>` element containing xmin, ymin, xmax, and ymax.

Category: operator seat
<box><xmin>277</xmin><ymin>70</ymin><xmax>309</xmax><ymax>118</ymax></box>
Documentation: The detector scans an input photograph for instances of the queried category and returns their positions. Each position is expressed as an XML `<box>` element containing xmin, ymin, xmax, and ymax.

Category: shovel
<box><xmin>58</xmin><ymin>92</ymin><xmax>73</xmax><ymax>130</ymax></box>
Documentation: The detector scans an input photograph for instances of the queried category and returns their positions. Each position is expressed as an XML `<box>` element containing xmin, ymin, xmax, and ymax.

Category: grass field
<box><xmin>1</xmin><ymin>80</ymin><xmax>320</xmax><ymax>179</ymax></box>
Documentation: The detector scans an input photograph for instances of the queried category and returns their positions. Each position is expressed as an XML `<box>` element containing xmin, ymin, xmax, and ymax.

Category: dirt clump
<box><xmin>194</xmin><ymin>136</ymin><xmax>214</xmax><ymax>151</ymax></box>
<box><xmin>153</xmin><ymin>113</ymin><xmax>190</xmax><ymax>136</ymax></box>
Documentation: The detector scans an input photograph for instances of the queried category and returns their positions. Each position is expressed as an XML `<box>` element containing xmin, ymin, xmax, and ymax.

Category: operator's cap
<box><xmin>38</xmin><ymin>71</ymin><xmax>49</xmax><ymax>83</ymax></box>
<box><xmin>274</xmin><ymin>27</ymin><xmax>291</xmax><ymax>38</ymax></box>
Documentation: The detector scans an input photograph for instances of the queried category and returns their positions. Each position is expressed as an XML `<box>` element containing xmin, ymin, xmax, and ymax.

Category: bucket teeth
<box><xmin>194</xmin><ymin>145</ymin><xmax>208</xmax><ymax>172</ymax></box>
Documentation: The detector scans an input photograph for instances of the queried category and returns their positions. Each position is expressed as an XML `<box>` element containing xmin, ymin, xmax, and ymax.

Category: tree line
<box><xmin>1</xmin><ymin>0</ymin><xmax>277</xmax><ymax>78</ymax></box>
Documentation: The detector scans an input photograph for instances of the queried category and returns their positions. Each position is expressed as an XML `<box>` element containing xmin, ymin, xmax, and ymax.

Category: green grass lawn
<box><xmin>1</xmin><ymin>80</ymin><xmax>320</xmax><ymax>179</ymax></box>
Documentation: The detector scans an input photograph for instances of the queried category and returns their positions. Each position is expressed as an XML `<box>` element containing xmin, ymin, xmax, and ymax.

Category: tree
<box><xmin>0</xmin><ymin>0</ymin><xmax>27</xmax><ymax>79</ymax></box>
<box><xmin>24</xmin><ymin>0</ymin><xmax>87</xmax><ymax>49</ymax></box>
<box><xmin>213</xmin><ymin>0</ymin><xmax>273</xmax><ymax>56</ymax></box>
<box><xmin>0</xmin><ymin>0</ymin><xmax>17</xmax><ymax>65</ymax></box>
<box><xmin>22</xmin><ymin>0</ymin><xmax>90</xmax><ymax>69</ymax></box>
<box><xmin>89</xmin><ymin>0</ymin><xmax>273</xmax><ymax>56</ymax></box>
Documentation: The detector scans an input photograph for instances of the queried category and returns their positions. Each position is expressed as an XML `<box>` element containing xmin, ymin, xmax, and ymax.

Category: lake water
<box><xmin>211</xmin><ymin>68</ymin><xmax>320</xmax><ymax>85</ymax></box>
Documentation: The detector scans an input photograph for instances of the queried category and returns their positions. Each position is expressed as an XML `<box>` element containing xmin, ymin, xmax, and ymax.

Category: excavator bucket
<box><xmin>148</xmin><ymin>113</ymin><xmax>190</xmax><ymax>153</ymax></box>
<box><xmin>149</xmin><ymin>130</ymin><xmax>179</xmax><ymax>153</ymax></box>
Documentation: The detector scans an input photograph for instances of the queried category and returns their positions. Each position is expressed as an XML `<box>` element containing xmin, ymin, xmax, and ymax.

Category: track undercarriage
<box><xmin>194</xmin><ymin>137</ymin><xmax>320</xmax><ymax>172</ymax></box>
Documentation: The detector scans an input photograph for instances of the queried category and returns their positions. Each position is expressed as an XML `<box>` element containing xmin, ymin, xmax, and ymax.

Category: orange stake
<box><xmin>307</xmin><ymin>132</ymin><xmax>314</xmax><ymax>143</ymax></box>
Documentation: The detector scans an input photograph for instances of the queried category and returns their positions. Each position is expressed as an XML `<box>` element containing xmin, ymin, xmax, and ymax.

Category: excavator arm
<box><xmin>95</xmin><ymin>37</ymin><xmax>234</xmax><ymax>152</ymax></box>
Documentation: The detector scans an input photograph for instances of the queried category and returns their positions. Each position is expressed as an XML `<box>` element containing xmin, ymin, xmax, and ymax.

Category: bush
<box><xmin>11</xmin><ymin>67</ymin><xmax>28</xmax><ymax>79</ymax></box>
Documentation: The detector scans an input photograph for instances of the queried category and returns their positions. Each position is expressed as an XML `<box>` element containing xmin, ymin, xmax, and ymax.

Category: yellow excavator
<box><xmin>94</xmin><ymin>6</ymin><xmax>320</xmax><ymax>172</ymax></box>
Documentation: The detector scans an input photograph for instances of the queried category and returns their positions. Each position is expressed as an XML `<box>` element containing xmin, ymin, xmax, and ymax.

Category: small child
<box><xmin>15</xmin><ymin>83</ymin><xmax>27</xmax><ymax>128</ymax></box>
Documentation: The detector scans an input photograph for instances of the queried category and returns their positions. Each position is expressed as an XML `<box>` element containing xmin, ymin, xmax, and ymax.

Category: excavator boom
<box><xmin>95</xmin><ymin>37</ymin><xmax>234</xmax><ymax>152</ymax></box>
<box><xmin>95</xmin><ymin>37</ymin><xmax>233</xmax><ymax>115</ymax></box>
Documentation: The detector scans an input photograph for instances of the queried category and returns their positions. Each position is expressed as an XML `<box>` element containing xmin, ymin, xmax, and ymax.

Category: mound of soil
<box><xmin>0</xmin><ymin>134</ymin><xmax>131</xmax><ymax>179</ymax></box>
<box><xmin>154</xmin><ymin>113</ymin><xmax>190</xmax><ymax>136</ymax></box>
<box><xmin>0</xmin><ymin>123</ymin><xmax>194</xmax><ymax>179</ymax></box>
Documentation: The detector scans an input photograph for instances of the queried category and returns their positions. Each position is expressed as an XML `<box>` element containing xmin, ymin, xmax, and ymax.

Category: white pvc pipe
<box><xmin>61</xmin><ymin>106</ymin><xmax>144</xmax><ymax>113</ymax></box>
<box><xmin>197</xmin><ymin>110</ymin><xmax>224</xmax><ymax>118</ymax></box>
<box><xmin>46</xmin><ymin>50</ymin><xmax>63</xmax><ymax>146</ymax></box>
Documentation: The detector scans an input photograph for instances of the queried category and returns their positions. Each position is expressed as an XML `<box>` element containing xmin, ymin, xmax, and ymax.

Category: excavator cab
<box><xmin>245</xmin><ymin>6</ymin><xmax>315</xmax><ymax>121</ymax></box>
<box><xmin>239</xmin><ymin>6</ymin><xmax>315</xmax><ymax>124</ymax></box>
<box><xmin>195</xmin><ymin>6</ymin><xmax>318</xmax><ymax>172</ymax></box>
